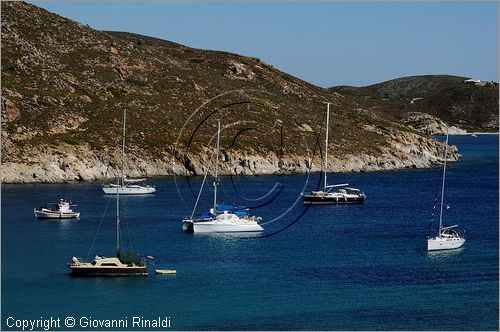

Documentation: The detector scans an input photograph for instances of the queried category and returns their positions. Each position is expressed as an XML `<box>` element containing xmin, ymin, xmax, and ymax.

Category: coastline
<box><xmin>1</xmin><ymin>133</ymin><xmax>461</xmax><ymax>184</ymax></box>
<box><xmin>3</xmin><ymin>123</ymin><xmax>497</xmax><ymax>331</ymax></box>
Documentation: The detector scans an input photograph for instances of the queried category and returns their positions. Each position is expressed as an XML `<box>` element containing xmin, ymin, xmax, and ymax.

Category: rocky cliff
<box><xmin>1</xmin><ymin>2</ymin><xmax>460</xmax><ymax>183</ymax></box>
<box><xmin>400</xmin><ymin>112</ymin><xmax>468</xmax><ymax>135</ymax></box>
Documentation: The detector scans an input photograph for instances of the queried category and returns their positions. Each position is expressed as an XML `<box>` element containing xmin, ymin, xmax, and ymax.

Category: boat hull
<box><xmin>102</xmin><ymin>186</ymin><xmax>156</xmax><ymax>195</ymax></box>
<box><xmin>182</xmin><ymin>221</ymin><xmax>194</xmax><ymax>233</ymax></box>
<box><xmin>34</xmin><ymin>210</ymin><xmax>80</xmax><ymax>219</ymax></box>
<box><xmin>183</xmin><ymin>220</ymin><xmax>263</xmax><ymax>233</ymax></box>
<box><xmin>69</xmin><ymin>265</ymin><xmax>148</xmax><ymax>276</ymax></box>
<box><xmin>195</xmin><ymin>221</ymin><xmax>263</xmax><ymax>233</ymax></box>
<box><xmin>302</xmin><ymin>194</ymin><xmax>364</xmax><ymax>204</ymax></box>
<box><xmin>427</xmin><ymin>237</ymin><xmax>465</xmax><ymax>251</ymax></box>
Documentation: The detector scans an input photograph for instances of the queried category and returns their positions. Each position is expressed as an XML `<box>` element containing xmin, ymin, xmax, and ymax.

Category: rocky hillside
<box><xmin>1</xmin><ymin>2</ymin><xmax>460</xmax><ymax>183</ymax></box>
<box><xmin>331</xmin><ymin>75</ymin><xmax>499</xmax><ymax>134</ymax></box>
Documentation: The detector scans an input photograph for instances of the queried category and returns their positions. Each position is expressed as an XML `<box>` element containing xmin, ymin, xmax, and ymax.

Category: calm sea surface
<box><xmin>2</xmin><ymin>135</ymin><xmax>498</xmax><ymax>330</ymax></box>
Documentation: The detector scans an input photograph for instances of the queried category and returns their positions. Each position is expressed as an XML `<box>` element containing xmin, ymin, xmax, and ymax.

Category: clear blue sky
<box><xmin>32</xmin><ymin>1</ymin><xmax>499</xmax><ymax>88</ymax></box>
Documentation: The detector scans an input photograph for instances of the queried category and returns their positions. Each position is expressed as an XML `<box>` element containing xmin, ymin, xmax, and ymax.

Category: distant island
<box><xmin>1</xmin><ymin>2</ymin><xmax>497</xmax><ymax>183</ymax></box>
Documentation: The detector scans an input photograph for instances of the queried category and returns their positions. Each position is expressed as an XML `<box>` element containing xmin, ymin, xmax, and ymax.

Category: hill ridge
<box><xmin>330</xmin><ymin>74</ymin><xmax>498</xmax><ymax>132</ymax></box>
<box><xmin>1</xmin><ymin>1</ymin><xmax>470</xmax><ymax>183</ymax></box>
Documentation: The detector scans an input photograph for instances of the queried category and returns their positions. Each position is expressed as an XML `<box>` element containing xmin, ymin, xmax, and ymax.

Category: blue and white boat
<box><xmin>182</xmin><ymin>121</ymin><xmax>263</xmax><ymax>234</ymax></box>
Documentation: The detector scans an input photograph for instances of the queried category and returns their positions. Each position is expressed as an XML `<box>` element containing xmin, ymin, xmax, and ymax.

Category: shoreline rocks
<box><xmin>400</xmin><ymin>112</ymin><xmax>468</xmax><ymax>135</ymax></box>
<box><xmin>0</xmin><ymin>132</ymin><xmax>460</xmax><ymax>184</ymax></box>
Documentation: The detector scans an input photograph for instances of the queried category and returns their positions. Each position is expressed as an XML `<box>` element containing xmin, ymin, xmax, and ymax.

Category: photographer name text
<box><xmin>6</xmin><ymin>316</ymin><xmax>171</xmax><ymax>330</ymax></box>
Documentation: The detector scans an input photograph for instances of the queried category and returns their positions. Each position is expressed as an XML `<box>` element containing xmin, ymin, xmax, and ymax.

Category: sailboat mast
<box><xmin>121</xmin><ymin>110</ymin><xmax>127</xmax><ymax>187</ymax></box>
<box><xmin>324</xmin><ymin>103</ymin><xmax>330</xmax><ymax>191</ymax></box>
<box><xmin>116</xmin><ymin>176</ymin><xmax>120</xmax><ymax>255</ymax></box>
<box><xmin>116</xmin><ymin>110</ymin><xmax>126</xmax><ymax>255</ymax></box>
<box><xmin>213</xmin><ymin>121</ymin><xmax>221</xmax><ymax>210</ymax></box>
<box><xmin>438</xmin><ymin>132</ymin><xmax>449</xmax><ymax>234</ymax></box>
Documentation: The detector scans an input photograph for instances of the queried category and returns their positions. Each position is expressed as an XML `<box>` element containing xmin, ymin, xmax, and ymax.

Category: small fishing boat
<box><xmin>302</xmin><ymin>103</ymin><xmax>365</xmax><ymax>204</ymax></box>
<box><xmin>427</xmin><ymin>132</ymin><xmax>465</xmax><ymax>251</ymax></box>
<box><xmin>102</xmin><ymin>109</ymin><xmax>156</xmax><ymax>195</ymax></box>
<box><xmin>34</xmin><ymin>199</ymin><xmax>80</xmax><ymax>219</ymax></box>
<box><xmin>182</xmin><ymin>121</ymin><xmax>264</xmax><ymax>234</ymax></box>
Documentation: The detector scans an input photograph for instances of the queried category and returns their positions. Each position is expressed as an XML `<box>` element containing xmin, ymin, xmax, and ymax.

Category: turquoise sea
<box><xmin>1</xmin><ymin>135</ymin><xmax>498</xmax><ymax>330</ymax></box>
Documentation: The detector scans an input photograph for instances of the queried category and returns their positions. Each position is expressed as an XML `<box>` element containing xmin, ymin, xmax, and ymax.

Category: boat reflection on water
<box><xmin>426</xmin><ymin>247</ymin><xmax>465</xmax><ymax>259</ymax></box>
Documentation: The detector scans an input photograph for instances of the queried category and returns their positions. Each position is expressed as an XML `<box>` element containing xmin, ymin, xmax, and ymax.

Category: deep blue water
<box><xmin>2</xmin><ymin>135</ymin><xmax>498</xmax><ymax>330</ymax></box>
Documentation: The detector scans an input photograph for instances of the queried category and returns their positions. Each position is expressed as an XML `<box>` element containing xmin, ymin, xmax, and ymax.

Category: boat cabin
<box><xmin>344</xmin><ymin>188</ymin><xmax>361</xmax><ymax>194</ymax></box>
<box><xmin>72</xmin><ymin>256</ymin><xmax>129</xmax><ymax>267</ymax></box>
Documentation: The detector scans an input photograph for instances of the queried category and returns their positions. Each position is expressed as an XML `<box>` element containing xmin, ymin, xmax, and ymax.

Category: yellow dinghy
<box><xmin>155</xmin><ymin>269</ymin><xmax>176</xmax><ymax>275</ymax></box>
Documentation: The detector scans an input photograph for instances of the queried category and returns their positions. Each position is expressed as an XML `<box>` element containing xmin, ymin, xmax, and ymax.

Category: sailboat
<box><xmin>302</xmin><ymin>103</ymin><xmax>365</xmax><ymax>204</ymax></box>
<box><xmin>69</xmin><ymin>177</ymin><xmax>152</xmax><ymax>276</ymax></box>
<box><xmin>427</xmin><ymin>132</ymin><xmax>465</xmax><ymax>251</ymax></box>
<box><xmin>102</xmin><ymin>110</ymin><xmax>156</xmax><ymax>195</ymax></box>
<box><xmin>182</xmin><ymin>121</ymin><xmax>264</xmax><ymax>234</ymax></box>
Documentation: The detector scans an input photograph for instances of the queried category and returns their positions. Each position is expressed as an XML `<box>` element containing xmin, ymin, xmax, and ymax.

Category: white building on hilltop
<box><xmin>464</xmin><ymin>78</ymin><xmax>485</xmax><ymax>86</ymax></box>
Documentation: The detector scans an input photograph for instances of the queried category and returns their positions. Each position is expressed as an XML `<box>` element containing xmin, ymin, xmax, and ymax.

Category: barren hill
<box><xmin>1</xmin><ymin>2</ymin><xmax>460</xmax><ymax>183</ymax></box>
<box><xmin>331</xmin><ymin>75</ymin><xmax>498</xmax><ymax>133</ymax></box>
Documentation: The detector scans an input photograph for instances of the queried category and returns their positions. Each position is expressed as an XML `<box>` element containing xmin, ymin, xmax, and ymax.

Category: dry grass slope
<box><xmin>0</xmin><ymin>2</ymin><xmax>467</xmax><ymax>182</ymax></box>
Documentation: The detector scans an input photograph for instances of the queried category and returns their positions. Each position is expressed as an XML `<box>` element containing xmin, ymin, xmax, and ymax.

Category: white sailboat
<box><xmin>102</xmin><ymin>110</ymin><xmax>156</xmax><ymax>195</ymax></box>
<box><xmin>302</xmin><ymin>103</ymin><xmax>365</xmax><ymax>204</ymax></box>
<box><xmin>427</xmin><ymin>132</ymin><xmax>465</xmax><ymax>251</ymax></box>
<box><xmin>182</xmin><ymin>121</ymin><xmax>264</xmax><ymax>234</ymax></box>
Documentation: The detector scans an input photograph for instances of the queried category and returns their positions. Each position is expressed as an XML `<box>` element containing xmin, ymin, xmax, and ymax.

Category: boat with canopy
<box><xmin>182</xmin><ymin>121</ymin><xmax>264</xmax><ymax>233</ymax></box>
